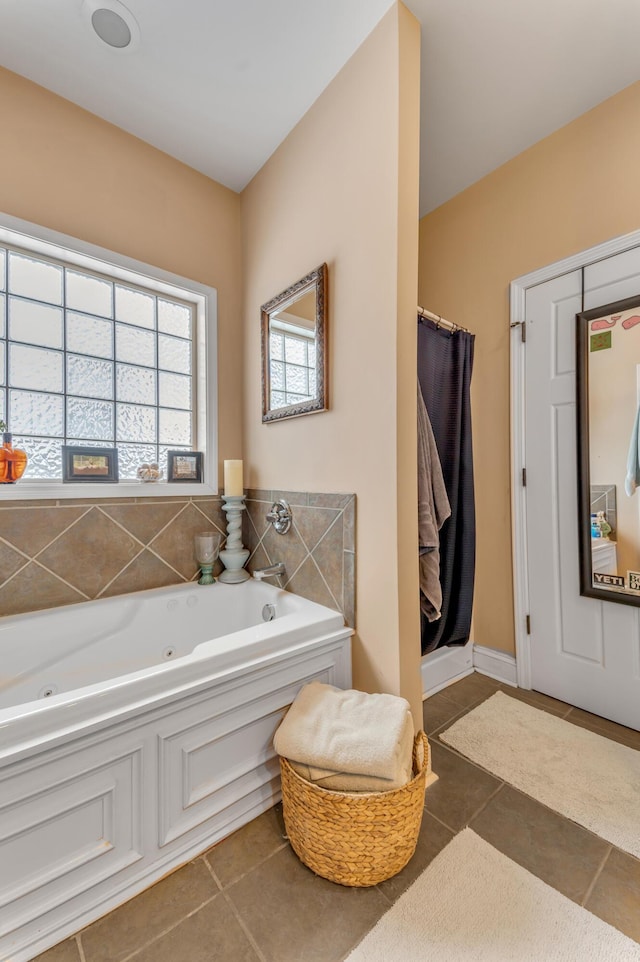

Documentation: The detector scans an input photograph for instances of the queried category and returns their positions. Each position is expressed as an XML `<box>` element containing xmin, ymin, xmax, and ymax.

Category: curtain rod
<box><xmin>417</xmin><ymin>305</ymin><xmax>470</xmax><ymax>334</ymax></box>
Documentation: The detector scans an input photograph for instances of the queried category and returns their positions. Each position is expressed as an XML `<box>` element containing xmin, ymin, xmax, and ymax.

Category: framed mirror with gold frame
<box><xmin>261</xmin><ymin>263</ymin><xmax>328</xmax><ymax>422</ymax></box>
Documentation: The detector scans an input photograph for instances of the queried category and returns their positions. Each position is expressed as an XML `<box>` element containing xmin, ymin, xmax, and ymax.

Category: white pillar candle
<box><xmin>223</xmin><ymin>459</ymin><xmax>244</xmax><ymax>496</ymax></box>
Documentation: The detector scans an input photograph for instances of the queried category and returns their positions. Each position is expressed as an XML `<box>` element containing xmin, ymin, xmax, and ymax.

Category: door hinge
<box><xmin>522</xmin><ymin>467</ymin><xmax>527</xmax><ymax>487</ymax></box>
<box><xmin>526</xmin><ymin>614</ymin><xmax>531</xmax><ymax>634</ymax></box>
<box><xmin>510</xmin><ymin>320</ymin><xmax>526</xmax><ymax>342</ymax></box>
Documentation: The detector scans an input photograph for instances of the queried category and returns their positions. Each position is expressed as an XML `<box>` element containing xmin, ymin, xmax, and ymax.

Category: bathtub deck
<box><xmin>0</xmin><ymin>588</ymin><xmax>351</xmax><ymax>962</ymax></box>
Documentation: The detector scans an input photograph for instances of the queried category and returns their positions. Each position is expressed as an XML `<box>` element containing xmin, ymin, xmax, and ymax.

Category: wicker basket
<box><xmin>279</xmin><ymin>730</ymin><xmax>429</xmax><ymax>887</ymax></box>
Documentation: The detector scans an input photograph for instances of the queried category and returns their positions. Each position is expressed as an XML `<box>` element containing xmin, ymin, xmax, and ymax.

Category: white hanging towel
<box><xmin>625</xmin><ymin>404</ymin><xmax>640</xmax><ymax>496</ymax></box>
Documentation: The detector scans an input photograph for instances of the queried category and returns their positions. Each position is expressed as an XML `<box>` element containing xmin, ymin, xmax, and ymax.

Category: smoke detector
<box><xmin>81</xmin><ymin>0</ymin><xmax>140</xmax><ymax>52</ymax></box>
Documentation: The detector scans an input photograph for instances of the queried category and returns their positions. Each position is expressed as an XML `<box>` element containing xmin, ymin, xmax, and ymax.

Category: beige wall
<box><xmin>0</xmin><ymin>65</ymin><xmax>243</xmax><ymax>470</ymax></box>
<box><xmin>419</xmin><ymin>80</ymin><xmax>640</xmax><ymax>655</ymax></box>
<box><xmin>242</xmin><ymin>5</ymin><xmax>423</xmax><ymax>722</ymax></box>
<box><xmin>1</xmin><ymin>12</ymin><xmax>424</xmax><ymax>720</ymax></box>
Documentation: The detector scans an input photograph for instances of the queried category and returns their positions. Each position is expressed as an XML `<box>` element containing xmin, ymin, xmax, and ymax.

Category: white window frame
<box><xmin>0</xmin><ymin>212</ymin><xmax>218</xmax><ymax>500</ymax></box>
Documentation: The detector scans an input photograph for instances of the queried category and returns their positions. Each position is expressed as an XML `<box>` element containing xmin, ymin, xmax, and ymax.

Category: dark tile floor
<box><xmin>36</xmin><ymin>672</ymin><xmax>640</xmax><ymax>962</ymax></box>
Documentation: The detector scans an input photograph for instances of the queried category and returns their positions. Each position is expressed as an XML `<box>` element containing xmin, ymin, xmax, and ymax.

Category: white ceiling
<box><xmin>1</xmin><ymin>0</ymin><xmax>640</xmax><ymax>217</ymax></box>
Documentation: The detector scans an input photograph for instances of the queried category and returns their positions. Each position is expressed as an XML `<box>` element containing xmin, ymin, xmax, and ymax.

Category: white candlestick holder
<box><xmin>218</xmin><ymin>495</ymin><xmax>250</xmax><ymax>583</ymax></box>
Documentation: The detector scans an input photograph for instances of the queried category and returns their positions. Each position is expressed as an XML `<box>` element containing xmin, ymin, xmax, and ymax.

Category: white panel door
<box><xmin>524</xmin><ymin>258</ymin><xmax>640</xmax><ymax>729</ymax></box>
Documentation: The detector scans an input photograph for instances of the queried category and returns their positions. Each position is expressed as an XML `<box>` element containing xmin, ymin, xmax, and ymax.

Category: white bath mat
<box><xmin>439</xmin><ymin>691</ymin><xmax>640</xmax><ymax>858</ymax></box>
<box><xmin>346</xmin><ymin>829</ymin><xmax>640</xmax><ymax>961</ymax></box>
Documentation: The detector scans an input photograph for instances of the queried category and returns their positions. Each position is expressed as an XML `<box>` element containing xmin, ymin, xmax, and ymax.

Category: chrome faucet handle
<box><xmin>266</xmin><ymin>499</ymin><xmax>292</xmax><ymax>535</ymax></box>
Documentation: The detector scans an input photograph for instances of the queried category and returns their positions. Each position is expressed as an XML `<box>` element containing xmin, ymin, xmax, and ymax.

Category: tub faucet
<box><xmin>252</xmin><ymin>562</ymin><xmax>286</xmax><ymax>581</ymax></box>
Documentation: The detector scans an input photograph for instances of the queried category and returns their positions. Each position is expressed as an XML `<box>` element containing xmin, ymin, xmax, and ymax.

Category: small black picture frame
<box><xmin>62</xmin><ymin>446</ymin><xmax>119</xmax><ymax>483</ymax></box>
<box><xmin>167</xmin><ymin>450</ymin><xmax>203</xmax><ymax>483</ymax></box>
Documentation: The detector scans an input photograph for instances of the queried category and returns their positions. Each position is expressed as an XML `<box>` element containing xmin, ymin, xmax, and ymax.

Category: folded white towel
<box><xmin>274</xmin><ymin>682</ymin><xmax>414</xmax><ymax>782</ymax></box>
<box><xmin>289</xmin><ymin>709</ymin><xmax>414</xmax><ymax>792</ymax></box>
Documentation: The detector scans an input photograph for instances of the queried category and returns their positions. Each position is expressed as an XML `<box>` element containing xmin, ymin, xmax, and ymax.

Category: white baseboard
<box><xmin>473</xmin><ymin>644</ymin><xmax>517</xmax><ymax>687</ymax></box>
<box><xmin>421</xmin><ymin>645</ymin><xmax>474</xmax><ymax>699</ymax></box>
<box><xmin>421</xmin><ymin>643</ymin><xmax>517</xmax><ymax>698</ymax></box>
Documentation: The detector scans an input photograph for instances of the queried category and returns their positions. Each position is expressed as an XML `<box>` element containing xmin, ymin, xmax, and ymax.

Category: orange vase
<box><xmin>0</xmin><ymin>433</ymin><xmax>28</xmax><ymax>483</ymax></box>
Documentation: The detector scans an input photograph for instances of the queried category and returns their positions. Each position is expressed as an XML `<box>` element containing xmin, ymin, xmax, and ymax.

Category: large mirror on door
<box><xmin>577</xmin><ymin>294</ymin><xmax>640</xmax><ymax>604</ymax></box>
<box><xmin>261</xmin><ymin>264</ymin><xmax>328</xmax><ymax>423</ymax></box>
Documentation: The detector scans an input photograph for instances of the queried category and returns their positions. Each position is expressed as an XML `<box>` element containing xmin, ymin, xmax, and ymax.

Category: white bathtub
<box><xmin>0</xmin><ymin>580</ymin><xmax>352</xmax><ymax>962</ymax></box>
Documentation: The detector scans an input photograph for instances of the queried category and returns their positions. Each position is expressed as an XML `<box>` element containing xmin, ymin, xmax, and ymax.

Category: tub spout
<box><xmin>253</xmin><ymin>562</ymin><xmax>286</xmax><ymax>581</ymax></box>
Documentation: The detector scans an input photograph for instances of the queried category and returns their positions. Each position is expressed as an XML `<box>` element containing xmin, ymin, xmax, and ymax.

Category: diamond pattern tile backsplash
<box><xmin>0</xmin><ymin>490</ymin><xmax>356</xmax><ymax>625</ymax></box>
<box><xmin>244</xmin><ymin>490</ymin><xmax>355</xmax><ymax>627</ymax></box>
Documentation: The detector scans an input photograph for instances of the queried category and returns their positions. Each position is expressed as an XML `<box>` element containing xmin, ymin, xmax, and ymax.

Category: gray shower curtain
<box><xmin>418</xmin><ymin>316</ymin><xmax>475</xmax><ymax>654</ymax></box>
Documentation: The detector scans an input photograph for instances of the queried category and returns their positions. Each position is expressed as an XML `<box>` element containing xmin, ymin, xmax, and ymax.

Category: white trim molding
<box><xmin>421</xmin><ymin>643</ymin><xmax>517</xmax><ymax>698</ymax></box>
<box><xmin>472</xmin><ymin>644</ymin><xmax>517</xmax><ymax>687</ymax></box>
<box><xmin>421</xmin><ymin>645</ymin><xmax>473</xmax><ymax>699</ymax></box>
<box><xmin>510</xmin><ymin>277</ymin><xmax>532</xmax><ymax>690</ymax></box>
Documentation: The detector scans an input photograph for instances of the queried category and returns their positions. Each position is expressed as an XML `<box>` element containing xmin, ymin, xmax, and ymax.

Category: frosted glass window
<box><xmin>8</xmin><ymin>253</ymin><xmax>63</xmax><ymax>305</ymax></box>
<box><xmin>116</xmin><ymin>286</ymin><xmax>154</xmax><ymax>329</ymax></box>
<box><xmin>67</xmin><ymin>438</ymin><xmax>115</xmax><ymax>449</ymax></box>
<box><xmin>117</xmin><ymin>363</ymin><xmax>156</xmax><ymax>406</ymax></box>
<box><xmin>159</xmin><ymin>408</ymin><xmax>191</xmax><ymax>445</ymax></box>
<box><xmin>159</xmin><ymin>371</ymin><xmax>190</xmax><ymax>410</ymax></box>
<box><xmin>270</xmin><ymin>332</ymin><xmax>284</xmax><ymax>361</ymax></box>
<box><xmin>66</xmin><ymin>312</ymin><xmax>113</xmax><ymax>359</ymax></box>
<box><xmin>10</xmin><ymin>344</ymin><xmax>63</xmax><ymax>393</ymax></box>
<box><xmin>116</xmin><ymin>323</ymin><xmax>156</xmax><ymax>367</ymax></box>
<box><xmin>9</xmin><ymin>298</ymin><xmax>63</xmax><ymax>349</ymax></box>
<box><xmin>15</xmin><ymin>435</ymin><xmax>63</xmax><ymax>479</ymax></box>
<box><xmin>0</xmin><ymin>238</ymin><xmax>197</xmax><ymax>481</ymax></box>
<box><xmin>67</xmin><ymin>354</ymin><xmax>113</xmax><ymax>399</ymax></box>
<box><xmin>159</xmin><ymin>443</ymin><xmax>189</xmax><ymax>462</ymax></box>
<box><xmin>117</xmin><ymin>403</ymin><xmax>157</xmax><ymax>443</ymax></box>
<box><xmin>118</xmin><ymin>443</ymin><xmax>158</xmax><ymax>480</ymax></box>
<box><xmin>66</xmin><ymin>271</ymin><xmax>113</xmax><ymax>318</ymax></box>
<box><xmin>10</xmin><ymin>390</ymin><xmax>64</xmax><ymax>437</ymax></box>
<box><xmin>286</xmin><ymin>364</ymin><xmax>308</xmax><ymax>395</ymax></box>
<box><xmin>270</xmin><ymin>360</ymin><xmax>285</xmax><ymax>390</ymax></box>
<box><xmin>158</xmin><ymin>299</ymin><xmax>190</xmax><ymax>338</ymax></box>
<box><xmin>284</xmin><ymin>337</ymin><xmax>307</xmax><ymax>365</ymax></box>
<box><xmin>158</xmin><ymin>334</ymin><xmax>191</xmax><ymax>374</ymax></box>
<box><xmin>272</xmin><ymin>332</ymin><xmax>315</xmax><ymax>405</ymax></box>
<box><xmin>67</xmin><ymin>397</ymin><xmax>114</xmax><ymax>441</ymax></box>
